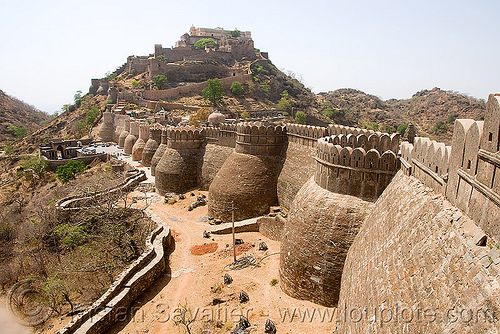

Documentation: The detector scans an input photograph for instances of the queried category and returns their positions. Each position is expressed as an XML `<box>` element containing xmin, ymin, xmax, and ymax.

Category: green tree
<box><xmin>295</xmin><ymin>111</ymin><xmax>306</xmax><ymax>124</ymax></box>
<box><xmin>3</xmin><ymin>142</ymin><xmax>14</xmax><ymax>156</ymax></box>
<box><xmin>446</xmin><ymin>112</ymin><xmax>459</xmax><ymax>124</ymax></box>
<box><xmin>380</xmin><ymin>124</ymin><xmax>394</xmax><ymax>133</ymax></box>
<box><xmin>153</xmin><ymin>75</ymin><xmax>167</xmax><ymax>89</ymax></box>
<box><xmin>157</xmin><ymin>55</ymin><xmax>168</xmax><ymax>62</ymax></box>
<box><xmin>322</xmin><ymin>107</ymin><xmax>334</xmax><ymax>119</ymax></box>
<box><xmin>132</xmin><ymin>80</ymin><xmax>140</xmax><ymax>89</ymax></box>
<box><xmin>86</xmin><ymin>106</ymin><xmax>99</xmax><ymax>125</ymax></box>
<box><xmin>230</xmin><ymin>29</ymin><xmax>241</xmax><ymax>37</ymax></box>
<box><xmin>130</xmin><ymin>68</ymin><xmax>137</xmax><ymax>76</ymax></box>
<box><xmin>56</xmin><ymin>160</ymin><xmax>86</xmax><ymax>183</ymax></box>
<box><xmin>276</xmin><ymin>91</ymin><xmax>294</xmax><ymax>112</ymax></box>
<box><xmin>74</xmin><ymin>121</ymin><xmax>86</xmax><ymax>137</ymax></box>
<box><xmin>18</xmin><ymin>156</ymin><xmax>48</xmax><ymax>181</ymax></box>
<box><xmin>230</xmin><ymin>81</ymin><xmax>244</xmax><ymax>96</ymax></box>
<box><xmin>8</xmin><ymin>125</ymin><xmax>27</xmax><ymax>138</ymax></box>
<box><xmin>74</xmin><ymin>90</ymin><xmax>83</xmax><ymax>105</ymax></box>
<box><xmin>202</xmin><ymin>78</ymin><xmax>225</xmax><ymax>107</ymax></box>
<box><xmin>366</xmin><ymin>122</ymin><xmax>379</xmax><ymax>131</ymax></box>
<box><xmin>194</xmin><ymin>38</ymin><xmax>216</xmax><ymax>50</ymax></box>
<box><xmin>397</xmin><ymin>123</ymin><xmax>408</xmax><ymax>136</ymax></box>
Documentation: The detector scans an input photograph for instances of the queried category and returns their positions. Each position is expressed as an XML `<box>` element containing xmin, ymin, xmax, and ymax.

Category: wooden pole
<box><xmin>232</xmin><ymin>201</ymin><xmax>236</xmax><ymax>262</ymax></box>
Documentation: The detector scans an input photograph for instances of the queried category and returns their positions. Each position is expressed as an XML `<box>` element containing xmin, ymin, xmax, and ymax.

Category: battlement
<box><xmin>138</xmin><ymin>124</ymin><xmax>150</xmax><ymax>141</ymax></box>
<box><xmin>166</xmin><ymin>127</ymin><xmax>205</xmax><ymax>150</ymax></box>
<box><xmin>235</xmin><ymin>122</ymin><xmax>287</xmax><ymax>156</ymax></box>
<box><xmin>129</xmin><ymin>121</ymin><xmax>140</xmax><ymax>136</ymax></box>
<box><xmin>149</xmin><ymin>126</ymin><xmax>163</xmax><ymax>142</ymax></box>
<box><xmin>286</xmin><ymin>124</ymin><xmax>328</xmax><ymax>147</ymax></box>
<box><xmin>400</xmin><ymin>93</ymin><xmax>500</xmax><ymax>242</ymax></box>
<box><xmin>322</xmin><ymin>132</ymin><xmax>400</xmax><ymax>154</ymax></box>
<box><xmin>205</xmin><ymin>123</ymin><xmax>237</xmax><ymax>147</ymax></box>
<box><xmin>314</xmin><ymin>137</ymin><xmax>398</xmax><ymax>200</ymax></box>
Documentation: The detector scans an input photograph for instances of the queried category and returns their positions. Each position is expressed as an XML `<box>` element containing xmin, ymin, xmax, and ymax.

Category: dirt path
<box><xmin>108</xmin><ymin>189</ymin><xmax>337</xmax><ymax>333</ymax></box>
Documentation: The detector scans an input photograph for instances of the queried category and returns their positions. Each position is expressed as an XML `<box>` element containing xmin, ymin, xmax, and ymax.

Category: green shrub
<box><xmin>366</xmin><ymin>122</ymin><xmax>379</xmax><ymax>131</ymax></box>
<box><xmin>270</xmin><ymin>278</ymin><xmax>278</xmax><ymax>286</ymax></box>
<box><xmin>447</xmin><ymin>112</ymin><xmax>458</xmax><ymax>124</ymax></box>
<box><xmin>130</xmin><ymin>68</ymin><xmax>137</xmax><ymax>76</ymax></box>
<box><xmin>18</xmin><ymin>156</ymin><xmax>48</xmax><ymax>180</ymax></box>
<box><xmin>8</xmin><ymin>125</ymin><xmax>27</xmax><ymax>138</ymax></box>
<box><xmin>276</xmin><ymin>91</ymin><xmax>294</xmax><ymax>112</ymax></box>
<box><xmin>55</xmin><ymin>224</ymin><xmax>87</xmax><ymax>248</ymax></box>
<box><xmin>260</xmin><ymin>82</ymin><xmax>270</xmax><ymax>94</ymax></box>
<box><xmin>241</xmin><ymin>111</ymin><xmax>249</xmax><ymax>118</ymax></box>
<box><xmin>230</xmin><ymin>29</ymin><xmax>241</xmax><ymax>37</ymax></box>
<box><xmin>433</xmin><ymin>121</ymin><xmax>449</xmax><ymax>134</ymax></box>
<box><xmin>295</xmin><ymin>111</ymin><xmax>306</xmax><ymax>124</ymax></box>
<box><xmin>157</xmin><ymin>55</ymin><xmax>168</xmax><ymax>62</ymax></box>
<box><xmin>397</xmin><ymin>123</ymin><xmax>408</xmax><ymax>136</ymax></box>
<box><xmin>86</xmin><ymin>106</ymin><xmax>99</xmax><ymax>125</ymax></box>
<box><xmin>230</xmin><ymin>81</ymin><xmax>244</xmax><ymax>96</ymax></box>
<box><xmin>56</xmin><ymin>160</ymin><xmax>86</xmax><ymax>183</ymax></box>
<box><xmin>194</xmin><ymin>38</ymin><xmax>216</xmax><ymax>50</ymax></box>
<box><xmin>322</xmin><ymin>107</ymin><xmax>334</xmax><ymax>119</ymax></box>
<box><xmin>131</xmin><ymin>80</ymin><xmax>140</xmax><ymax>89</ymax></box>
<box><xmin>380</xmin><ymin>124</ymin><xmax>394</xmax><ymax>133</ymax></box>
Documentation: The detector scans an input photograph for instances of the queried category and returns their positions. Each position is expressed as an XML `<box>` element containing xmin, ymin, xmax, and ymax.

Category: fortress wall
<box><xmin>200</xmin><ymin>143</ymin><xmax>234</xmax><ymax>190</ymax></box>
<box><xmin>143</xmin><ymin>73</ymin><xmax>252</xmax><ymax>101</ymax></box>
<box><xmin>402</xmin><ymin>94</ymin><xmax>500</xmax><ymax>242</ymax></box>
<box><xmin>142</xmin><ymin>126</ymin><xmax>163</xmax><ymax>167</ymax></box>
<box><xmin>127</xmin><ymin>55</ymin><xmax>149</xmax><ymax>74</ymax></box>
<box><xmin>337</xmin><ymin>171</ymin><xmax>500</xmax><ymax>333</ymax></box>
<box><xmin>277</xmin><ymin>142</ymin><xmax>317</xmax><ymax>210</ymax></box>
<box><xmin>205</xmin><ymin>123</ymin><xmax>237</xmax><ymax>147</ymax></box>
<box><xmin>208</xmin><ymin>123</ymin><xmax>287</xmax><ymax>222</ymax></box>
<box><xmin>285</xmin><ymin>123</ymin><xmax>328</xmax><ymax>147</ymax></box>
<box><xmin>155</xmin><ymin>127</ymin><xmax>205</xmax><ymax>194</ymax></box>
<box><xmin>148</xmin><ymin>60</ymin><xmax>230</xmax><ymax>81</ymax></box>
<box><xmin>314</xmin><ymin>138</ymin><xmax>398</xmax><ymax>200</ymax></box>
<box><xmin>280</xmin><ymin>178</ymin><xmax>372</xmax><ymax>307</ymax></box>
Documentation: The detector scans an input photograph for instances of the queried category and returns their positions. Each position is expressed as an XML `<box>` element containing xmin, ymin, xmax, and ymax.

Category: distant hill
<box><xmin>0</xmin><ymin>90</ymin><xmax>49</xmax><ymax>144</ymax></box>
<box><xmin>317</xmin><ymin>87</ymin><xmax>485</xmax><ymax>144</ymax></box>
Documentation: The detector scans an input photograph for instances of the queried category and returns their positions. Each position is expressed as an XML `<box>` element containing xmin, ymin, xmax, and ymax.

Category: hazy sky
<box><xmin>0</xmin><ymin>0</ymin><xmax>498</xmax><ymax>113</ymax></box>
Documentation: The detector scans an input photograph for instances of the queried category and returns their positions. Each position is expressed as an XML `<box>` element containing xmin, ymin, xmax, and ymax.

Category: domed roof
<box><xmin>208</xmin><ymin>111</ymin><xmax>225</xmax><ymax>124</ymax></box>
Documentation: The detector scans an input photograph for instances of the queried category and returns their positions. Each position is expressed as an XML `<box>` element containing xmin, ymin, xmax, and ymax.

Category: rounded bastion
<box><xmin>279</xmin><ymin>177</ymin><xmax>372</xmax><ymax>307</ymax></box>
<box><xmin>118</xmin><ymin>118</ymin><xmax>131</xmax><ymax>148</ymax></box>
<box><xmin>124</xmin><ymin>121</ymin><xmax>139</xmax><ymax>154</ymax></box>
<box><xmin>132</xmin><ymin>124</ymin><xmax>150</xmax><ymax>161</ymax></box>
<box><xmin>98</xmin><ymin>112</ymin><xmax>114</xmax><ymax>142</ymax></box>
<box><xmin>142</xmin><ymin>126</ymin><xmax>162</xmax><ymax>167</ymax></box>
<box><xmin>151</xmin><ymin>129</ymin><xmax>168</xmax><ymax>176</ymax></box>
<box><xmin>208</xmin><ymin>123</ymin><xmax>286</xmax><ymax>222</ymax></box>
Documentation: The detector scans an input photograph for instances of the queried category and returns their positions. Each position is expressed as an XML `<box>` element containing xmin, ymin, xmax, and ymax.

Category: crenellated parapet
<box><xmin>285</xmin><ymin>124</ymin><xmax>328</xmax><ymax>147</ymax></box>
<box><xmin>166</xmin><ymin>126</ymin><xmax>205</xmax><ymax>150</ymax></box>
<box><xmin>400</xmin><ymin>93</ymin><xmax>500</xmax><ymax>242</ymax></box>
<box><xmin>314</xmin><ymin>137</ymin><xmax>398</xmax><ymax>200</ymax></box>
<box><xmin>327</xmin><ymin>124</ymin><xmax>377</xmax><ymax>137</ymax></box>
<box><xmin>400</xmin><ymin>137</ymin><xmax>452</xmax><ymax>194</ymax></box>
<box><xmin>205</xmin><ymin>123</ymin><xmax>237</xmax><ymax>147</ymax></box>
<box><xmin>320</xmin><ymin>132</ymin><xmax>400</xmax><ymax>154</ymax></box>
<box><xmin>235</xmin><ymin>122</ymin><xmax>287</xmax><ymax>156</ymax></box>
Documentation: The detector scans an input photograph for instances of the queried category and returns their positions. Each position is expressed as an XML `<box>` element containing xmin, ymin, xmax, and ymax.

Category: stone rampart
<box><xmin>235</xmin><ymin>122</ymin><xmax>287</xmax><ymax>156</ymax></box>
<box><xmin>143</xmin><ymin>73</ymin><xmax>252</xmax><ymax>101</ymax></box>
<box><xmin>155</xmin><ymin>127</ymin><xmax>205</xmax><ymax>194</ymax></box>
<box><xmin>118</xmin><ymin>118</ymin><xmax>131</xmax><ymax>148</ymax></box>
<box><xmin>142</xmin><ymin>126</ymin><xmax>163</xmax><ymax>167</ymax></box>
<box><xmin>314</xmin><ymin>137</ymin><xmax>398</xmax><ymax>200</ymax></box>
<box><xmin>285</xmin><ymin>123</ymin><xmax>328</xmax><ymax>147</ymax></box>
<box><xmin>400</xmin><ymin>94</ymin><xmax>500</xmax><ymax>242</ymax></box>
<box><xmin>151</xmin><ymin>128</ymin><xmax>168</xmax><ymax>176</ymax></box>
<box><xmin>98</xmin><ymin>112</ymin><xmax>114</xmax><ymax>142</ymax></box>
<box><xmin>124</xmin><ymin>121</ymin><xmax>139</xmax><ymax>154</ymax></box>
<box><xmin>205</xmin><ymin>123</ymin><xmax>237</xmax><ymax>147</ymax></box>
<box><xmin>337</xmin><ymin>171</ymin><xmax>500</xmax><ymax>333</ymax></box>
<box><xmin>131</xmin><ymin>124</ymin><xmax>150</xmax><ymax>161</ymax></box>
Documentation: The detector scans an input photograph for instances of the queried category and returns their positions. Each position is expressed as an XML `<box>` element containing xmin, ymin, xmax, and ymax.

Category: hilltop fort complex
<box><xmin>5</xmin><ymin>26</ymin><xmax>498</xmax><ymax>333</ymax></box>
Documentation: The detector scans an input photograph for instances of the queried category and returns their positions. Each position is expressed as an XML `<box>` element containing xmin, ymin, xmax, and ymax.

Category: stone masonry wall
<box><xmin>337</xmin><ymin>171</ymin><xmax>500</xmax><ymax>333</ymax></box>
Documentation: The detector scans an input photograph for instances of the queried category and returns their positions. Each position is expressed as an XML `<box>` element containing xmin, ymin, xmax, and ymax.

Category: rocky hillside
<box><xmin>318</xmin><ymin>87</ymin><xmax>485</xmax><ymax>144</ymax></box>
<box><xmin>0</xmin><ymin>90</ymin><xmax>49</xmax><ymax>144</ymax></box>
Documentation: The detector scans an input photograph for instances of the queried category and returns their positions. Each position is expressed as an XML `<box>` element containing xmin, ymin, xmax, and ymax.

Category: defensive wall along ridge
<box><xmin>338</xmin><ymin>93</ymin><xmax>500</xmax><ymax>333</ymax></box>
<box><xmin>96</xmin><ymin>94</ymin><xmax>500</xmax><ymax>332</ymax></box>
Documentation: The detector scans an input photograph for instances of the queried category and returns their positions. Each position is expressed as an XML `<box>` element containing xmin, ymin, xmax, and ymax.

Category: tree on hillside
<box><xmin>153</xmin><ymin>75</ymin><xmax>167</xmax><ymax>90</ymax></box>
<box><xmin>202</xmin><ymin>78</ymin><xmax>225</xmax><ymax>107</ymax></box>
<box><xmin>8</xmin><ymin>125</ymin><xmax>27</xmax><ymax>138</ymax></box>
<box><xmin>295</xmin><ymin>111</ymin><xmax>306</xmax><ymax>124</ymax></box>
<box><xmin>230</xmin><ymin>81</ymin><xmax>244</xmax><ymax>96</ymax></box>
<box><xmin>56</xmin><ymin>160</ymin><xmax>86</xmax><ymax>183</ymax></box>
<box><xmin>194</xmin><ymin>38</ymin><xmax>216</xmax><ymax>50</ymax></box>
<box><xmin>230</xmin><ymin>29</ymin><xmax>241</xmax><ymax>37</ymax></box>
<box><xmin>276</xmin><ymin>90</ymin><xmax>294</xmax><ymax>112</ymax></box>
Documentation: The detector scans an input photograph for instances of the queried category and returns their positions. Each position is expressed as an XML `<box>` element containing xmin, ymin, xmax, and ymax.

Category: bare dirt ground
<box><xmin>107</xmin><ymin>189</ymin><xmax>337</xmax><ymax>334</ymax></box>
